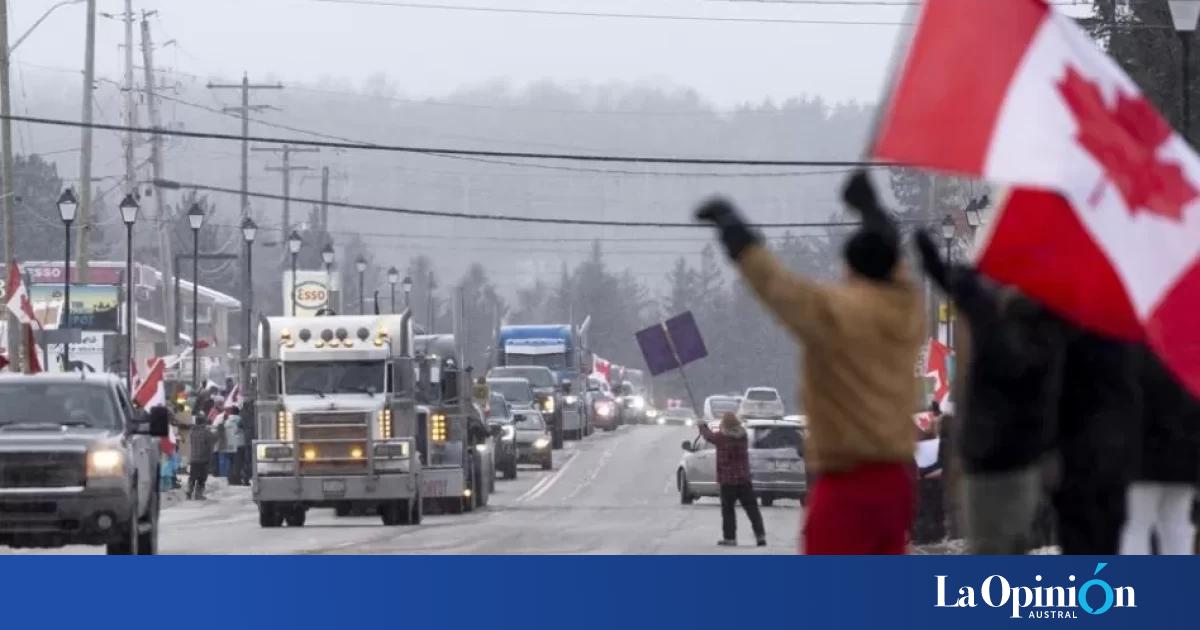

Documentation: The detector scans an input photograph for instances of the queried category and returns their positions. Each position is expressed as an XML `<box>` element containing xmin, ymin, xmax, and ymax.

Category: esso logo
<box><xmin>294</xmin><ymin>281</ymin><xmax>328</xmax><ymax>309</ymax></box>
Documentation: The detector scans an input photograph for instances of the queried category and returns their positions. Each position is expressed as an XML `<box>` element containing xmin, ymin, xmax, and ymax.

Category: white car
<box><xmin>677</xmin><ymin>417</ymin><xmax>807</xmax><ymax>507</ymax></box>
<box><xmin>738</xmin><ymin>387</ymin><xmax>785</xmax><ymax>419</ymax></box>
<box><xmin>702</xmin><ymin>394</ymin><xmax>742</xmax><ymax>423</ymax></box>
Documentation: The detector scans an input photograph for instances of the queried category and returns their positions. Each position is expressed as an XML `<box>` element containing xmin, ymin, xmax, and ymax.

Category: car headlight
<box><xmin>596</xmin><ymin>402</ymin><xmax>613</xmax><ymax>417</ymax></box>
<box><xmin>256</xmin><ymin>444</ymin><xmax>294</xmax><ymax>461</ymax></box>
<box><xmin>685</xmin><ymin>419</ymin><xmax>694</xmax><ymax>427</ymax></box>
<box><xmin>501</xmin><ymin>424</ymin><xmax>516</xmax><ymax>441</ymax></box>
<box><xmin>542</xmin><ymin>397</ymin><xmax>556</xmax><ymax>414</ymax></box>
<box><xmin>657</xmin><ymin>417</ymin><xmax>665</xmax><ymax>425</ymax></box>
<box><xmin>87</xmin><ymin>449</ymin><xmax>124</xmax><ymax>477</ymax></box>
<box><xmin>475</xmin><ymin>443</ymin><xmax>489</xmax><ymax>453</ymax></box>
<box><xmin>563</xmin><ymin>395</ymin><xmax>578</xmax><ymax>406</ymax></box>
<box><xmin>533</xmin><ymin>437</ymin><xmax>550</xmax><ymax>449</ymax></box>
<box><xmin>646</xmin><ymin>409</ymin><xmax>659</xmax><ymax>418</ymax></box>
<box><xmin>630</xmin><ymin>396</ymin><xmax>645</xmax><ymax>410</ymax></box>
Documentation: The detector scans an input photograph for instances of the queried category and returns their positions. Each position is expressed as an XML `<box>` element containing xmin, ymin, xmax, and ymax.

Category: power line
<box><xmin>3</xmin><ymin>114</ymin><xmax>892</xmax><ymax>168</ymax></box>
<box><xmin>161</xmin><ymin>178</ymin><xmax>866</xmax><ymax>229</ymax></box>
<box><xmin>309</xmin><ymin>0</ymin><xmax>912</xmax><ymax>26</ymax></box>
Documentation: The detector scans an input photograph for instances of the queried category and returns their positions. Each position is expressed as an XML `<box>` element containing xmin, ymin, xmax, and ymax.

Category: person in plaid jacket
<box><xmin>698</xmin><ymin>412</ymin><xmax>766</xmax><ymax>547</ymax></box>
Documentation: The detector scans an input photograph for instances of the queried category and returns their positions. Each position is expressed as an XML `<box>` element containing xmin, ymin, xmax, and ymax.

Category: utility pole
<box><xmin>207</xmin><ymin>73</ymin><xmax>282</xmax><ymax>220</ymax></box>
<box><xmin>0</xmin><ymin>0</ymin><xmax>19</xmax><ymax>371</ymax></box>
<box><xmin>253</xmin><ymin>145</ymin><xmax>317</xmax><ymax>252</ymax></box>
<box><xmin>320</xmin><ymin>166</ymin><xmax>329</xmax><ymax>230</ymax></box>
<box><xmin>141</xmin><ymin>13</ymin><xmax>177</xmax><ymax>346</ymax></box>
<box><xmin>75</xmin><ymin>0</ymin><xmax>96</xmax><ymax>282</ymax></box>
<box><xmin>121</xmin><ymin>0</ymin><xmax>137</xmax><ymax>195</ymax></box>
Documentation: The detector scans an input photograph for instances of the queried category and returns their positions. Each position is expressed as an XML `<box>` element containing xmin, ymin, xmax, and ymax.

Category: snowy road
<box><xmin>6</xmin><ymin>425</ymin><xmax>804</xmax><ymax>555</ymax></box>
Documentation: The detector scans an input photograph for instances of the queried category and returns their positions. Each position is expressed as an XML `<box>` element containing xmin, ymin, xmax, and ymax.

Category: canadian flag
<box><xmin>924</xmin><ymin>338</ymin><xmax>953</xmax><ymax>405</ymax></box>
<box><xmin>592</xmin><ymin>357</ymin><xmax>611</xmax><ymax>383</ymax></box>
<box><xmin>875</xmin><ymin>0</ymin><xmax>1200</xmax><ymax>395</ymax></box>
<box><xmin>134</xmin><ymin>358</ymin><xmax>166</xmax><ymax>409</ymax></box>
<box><xmin>5</xmin><ymin>261</ymin><xmax>39</xmax><ymax>328</ymax></box>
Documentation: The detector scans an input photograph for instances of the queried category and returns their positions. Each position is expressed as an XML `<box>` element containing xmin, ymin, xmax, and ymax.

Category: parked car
<box><xmin>738</xmin><ymin>387</ymin><xmax>785</xmax><ymax>420</ymax></box>
<box><xmin>0</xmin><ymin>373</ymin><xmax>168</xmax><ymax>554</ymax></box>
<box><xmin>513</xmin><ymin>410</ymin><xmax>553</xmax><ymax>470</ymax></box>
<box><xmin>677</xmin><ymin>417</ymin><xmax>806</xmax><ymax>507</ymax></box>
<box><xmin>702</xmin><ymin>395</ymin><xmax>742</xmax><ymax>423</ymax></box>
<box><xmin>484</xmin><ymin>392</ymin><xmax>518</xmax><ymax>480</ymax></box>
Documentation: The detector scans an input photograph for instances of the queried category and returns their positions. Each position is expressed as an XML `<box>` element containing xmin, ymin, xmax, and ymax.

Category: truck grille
<box><xmin>294</xmin><ymin>412</ymin><xmax>370</xmax><ymax>474</ymax></box>
<box><xmin>295</xmin><ymin>412</ymin><xmax>368</xmax><ymax>426</ymax></box>
<box><xmin>0</xmin><ymin>452</ymin><xmax>86</xmax><ymax>489</ymax></box>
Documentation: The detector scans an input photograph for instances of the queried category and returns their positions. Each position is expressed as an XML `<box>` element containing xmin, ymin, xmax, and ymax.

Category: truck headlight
<box><xmin>430</xmin><ymin>413</ymin><xmax>448</xmax><ymax>443</ymax></box>
<box><xmin>563</xmin><ymin>395</ymin><xmax>578</xmax><ymax>406</ymax></box>
<box><xmin>542</xmin><ymin>397</ymin><xmax>555</xmax><ymax>414</ymax></box>
<box><xmin>533</xmin><ymin>437</ymin><xmax>550</xmax><ymax>450</ymax></box>
<box><xmin>87</xmin><ymin>449</ymin><xmax>124</xmax><ymax>477</ymax></box>
<box><xmin>646</xmin><ymin>409</ymin><xmax>659</xmax><ymax>419</ymax></box>
<box><xmin>256</xmin><ymin>444</ymin><xmax>294</xmax><ymax>461</ymax></box>
<box><xmin>630</xmin><ymin>396</ymin><xmax>645</xmax><ymax>410</ymax></box>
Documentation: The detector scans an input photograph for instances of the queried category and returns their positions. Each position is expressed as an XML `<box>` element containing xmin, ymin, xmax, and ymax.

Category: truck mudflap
<box><xmin>420</xmin><ymin>466</ymin><xmax>466</xmax><ymax>499</ymax></box>
<box><xmin>254</xmin><ymin>473</ymin><xmax>417</xmax><ymax>505</ymax></box>
<box><xmin>560</xmin><ymin>408</ymin><xmax>584</xmax><ymax>433</ymax></box>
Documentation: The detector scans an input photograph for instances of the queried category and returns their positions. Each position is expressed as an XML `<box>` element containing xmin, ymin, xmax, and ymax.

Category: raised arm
<box><xmin>914</xmin><ymin>230</ymin><xmax>997</xmax><ymax>321</ymax></box>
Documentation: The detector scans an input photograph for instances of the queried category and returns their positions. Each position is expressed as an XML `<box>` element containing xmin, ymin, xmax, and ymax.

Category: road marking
<box><xmin>518</xmin><ymin>450</ymin><xmax>579</xmax><ymax>503</ymax></box>
<box><xmin>562</xmin><ymin>446</ymin><xmax>613</xmax><ymax>502</ymax></box>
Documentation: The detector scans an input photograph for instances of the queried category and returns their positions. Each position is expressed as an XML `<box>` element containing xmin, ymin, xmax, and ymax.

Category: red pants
<box><xmin>802</xmin><ymin>462</ymin><xmax>915</xmax><ymax>555</ymax></box>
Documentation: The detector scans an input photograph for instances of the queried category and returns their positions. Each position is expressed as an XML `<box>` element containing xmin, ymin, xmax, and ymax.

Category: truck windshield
<box><xmin>285</xmin><ymin>361</ymin><xmax>385</xmax><ymax>395</ymax></box>
<box><xmin>505</xmin><ymin>353</ymin><xmax>567</xmax><ymax>371</ymax></box>
<box><xmin>488</xmin><ymin>380</ymin><xmax>533</xmax><ymax>404</ymax></box>
<box><xmin>489</xmin><ymin>366</ymin><xmax>555</xmax><ymax>387</ymax></box>
<box><xmin>0</xmin><ymin>383</ymin><xmax>121</xmax><ymax>429</ymax></box>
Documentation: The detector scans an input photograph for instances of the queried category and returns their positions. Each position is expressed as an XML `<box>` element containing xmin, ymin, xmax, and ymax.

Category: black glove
<box><xmin>842</xmin><ymin>171</ymin><xmax>897</xmax><ymax>237</ymax></box>
<box><xmin>914</xmin><ymin>229</ymin><xmax>949</xmax><ymax>289</ymax></box>
<box><xmin>694</xmin><ymin>197</ymin><xmax>762</xmax><ymax>261</ymax></box>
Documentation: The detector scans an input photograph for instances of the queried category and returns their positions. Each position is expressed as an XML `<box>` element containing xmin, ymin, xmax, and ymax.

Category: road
<box><xmin>8</xmin><ymin>425</ymin><xmax>803</xmax><ymax>554</ymax></box>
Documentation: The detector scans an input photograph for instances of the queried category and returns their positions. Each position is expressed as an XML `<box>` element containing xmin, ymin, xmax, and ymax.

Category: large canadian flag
<box><xmin>134</xmin><ymin>358</ymin><xmax>166</xmax><ymax>409</ymax></box>
<box><xmin>874</xmin><ymin>0</ymin><xmax>1200</xmax><ymax>394</ymax></box>
<box><xmin>924</xmin><ymin>338</ymin><xmax>953</xmax><ymax>405</ymax></box>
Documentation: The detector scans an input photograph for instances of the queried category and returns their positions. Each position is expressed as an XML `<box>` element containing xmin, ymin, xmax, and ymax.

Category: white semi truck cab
<box><xmin>249</xmin><ymin>312</ymin><xmax>423</xmax><ymax>527</ymax></box>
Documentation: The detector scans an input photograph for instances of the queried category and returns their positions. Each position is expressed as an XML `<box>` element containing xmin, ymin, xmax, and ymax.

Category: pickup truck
<box><xmin>0</xmin><ymin>373</ymin><xmax>168</xmax><ymax>554</ymax></box>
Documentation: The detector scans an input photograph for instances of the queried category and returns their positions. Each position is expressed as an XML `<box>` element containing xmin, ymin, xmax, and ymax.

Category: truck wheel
<box><xmin>552</xmin><ymin>428</ymin><xmax>564</xmax><ymax>450</ymax></box>
<box><xmin>137</xmin><ymin>489</ymin><xmax>160</xmax><ymax>555</ymax></box>
<box><xmin>284</xmin><ymin>509</ymin><xmax>307</xmax><ymax>527</ymax></box>
<box><xmin>258</xmin><ymin>503</ymin><xmax>283</xmax><ymax>528</ymax></box>
<box><xmin>106</xmin><ymin>500</ymin><xmax>140</xmax><ymax>555</ymax></box>
<box><xmin>679</xmin><ymin>471</ymin><xmax>695</xmax><ymax>505</ymax></box>
<box><xmin>444</xmin><ymin>497</ymin><xmax>463</xmax><ymax>515</ymax></box>
<box><xmin>760</xmin><ymin>496</ymin><xmax>775</xmax><ymax>508</ymax></box>
<box><xmin>380</xmin><ymin>501</ymin><xmax>405</xmax><ymax>526</ymax></box>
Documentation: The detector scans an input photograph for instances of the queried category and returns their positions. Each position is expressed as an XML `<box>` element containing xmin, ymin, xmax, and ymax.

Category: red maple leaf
<box><xmin>1057</xmin><ymin>66</ymin><xmax>1197</xmax><ymax>221</ymax></box>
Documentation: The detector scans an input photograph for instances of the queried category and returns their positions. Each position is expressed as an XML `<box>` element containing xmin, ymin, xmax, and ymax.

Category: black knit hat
<box><xmin>843</xmin><ymin>228</ymin><xmax>898</xmax><ymax>281</ymax></box>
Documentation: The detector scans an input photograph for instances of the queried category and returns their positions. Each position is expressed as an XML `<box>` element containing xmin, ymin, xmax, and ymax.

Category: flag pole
<box><xmin>661</xmin><ymin>322</ymin><xmax>701</xmax><ymax>415</ymax></box>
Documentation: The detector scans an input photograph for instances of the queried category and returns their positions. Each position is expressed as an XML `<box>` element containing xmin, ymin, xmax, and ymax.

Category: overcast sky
<box><xmin>9</xmin><ymin>0</ymin><xmax>914</xmax><ymax>107</ymax></box>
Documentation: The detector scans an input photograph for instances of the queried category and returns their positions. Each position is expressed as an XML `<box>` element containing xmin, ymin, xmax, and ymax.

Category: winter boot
<box><xmin>717</xmin><ymin>539</ymin><xmax>737</xmax><ymax>547</ymax></box>
<box><xmin>756</xmin><ymin>537</ymin><xmax>767</xmax><ymax>547</ymax></box>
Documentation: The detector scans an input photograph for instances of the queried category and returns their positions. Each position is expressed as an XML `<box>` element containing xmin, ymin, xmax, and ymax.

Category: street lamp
<box><xmin>321</xmin><ymin>243</ymin><xmax>335</xmax><ymax>313</ymax></box>
<box><xmin>940</xmin><ymin>214</ymin><xmax>957</xmax><ymax>350</ymax></box>
<box><xmin>355</xmin><ymin>256</ymin><xmax>368</xmax><ymax>314</ymax></box>
<box><xmin>119</xmin><ymin>193</ymin><xmax>139</xmax><ymax>391</ymax></box>
<box><xmin>241</xmin><ymin>218</ymin><xmax>257</xmax><ymax>387</ymax></box>
<box><xmin>1171</xmin><ymin>1</ymin><xmax>1200</xmax><ymax>144</ymax></box>
<box><xmin>402</xmin><ymin>275</ymin><xmax>413</xmax><ymax>309</ymax></box>
<box><xmin>57</xmin><ymin>188</ymin><xmax>78</xmax><ymax>369</ymax></box>
<box><xmin>387</xmin><ymin>267</ymin><xmax>400</xmax><ymax>313</ymax></box>
<box><xmin>187</xmin><ymin>203</ymin><xmax>205</xmax><ymax>391</ymax></box>
<box><xmin>288</xmin><ymin>231</ymin><xmax>303</xmax><ymax>316</ymax></box>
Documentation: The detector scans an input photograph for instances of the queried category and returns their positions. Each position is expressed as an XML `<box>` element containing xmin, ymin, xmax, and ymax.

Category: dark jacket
<box><xmin>937</xmin><ymin>266</ymin><xmax>1069</xmax><ymax>474</ymax></box>
<box><xmin>1137</xmin><ymin>350</ymin><xmax>1200</xmax><ymax>484</ymax></box>
<box><xmin>189</xmin><ymin>423</ymin><xmax>218</xmax><ymax>463</ymax></box>
<box><xmin>697</xmin><ymin>423</ymin><xmax>752</xmax><ymax>485</ymax></box>
<box><xmin>1056</xmin><ymin>330</ymin><xmax>1141</xmax><ymax>482</ymax></box>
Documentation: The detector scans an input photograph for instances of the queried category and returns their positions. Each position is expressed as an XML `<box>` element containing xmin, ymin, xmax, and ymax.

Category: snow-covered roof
<box><xmin>137</xmin><ymin>317</ymin><xmax>191</xmax><ymax>342</ymax></box>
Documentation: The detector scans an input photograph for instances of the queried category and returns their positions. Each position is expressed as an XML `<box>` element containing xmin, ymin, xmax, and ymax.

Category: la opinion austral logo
<box><xmin>936</xmin><ymin>562</ymin><xmax>1135</xmax><ymax>620</ymax></box>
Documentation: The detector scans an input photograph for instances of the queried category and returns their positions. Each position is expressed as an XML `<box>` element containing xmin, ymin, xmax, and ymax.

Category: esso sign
<box><xmin>294</xmin><ymin>281</ymin><xmax>328</xmax><ymax>309</ymax></box>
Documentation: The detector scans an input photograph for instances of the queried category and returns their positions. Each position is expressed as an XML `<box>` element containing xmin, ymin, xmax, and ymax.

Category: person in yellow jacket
<box><xmin>695</xmin><ymin>172</ymin><xmax>925</xmax><ymax>554</ymax></box>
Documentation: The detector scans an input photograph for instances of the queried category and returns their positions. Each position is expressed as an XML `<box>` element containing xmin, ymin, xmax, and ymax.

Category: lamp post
<box><xmin>288</xmin><ymin>231</ymin><xmax>303</xmax><ymax>316</ymax></box>
<box><xmin>321</xmin><ymin>244</ymin><xmax>334</xmax><ymax>314</ymax></box>
<box><xmin>119</xmin><ymin>193</ymin><xmax>138</xmax><ymax>391</ymax></box>
<box><xmin>241</xmin><ymin>217</ymin><xmax>257</xmax><ymax>377</ymax></box>
<box><xmin>402</xmin><ymin>275</ymin><xmax>413</xmax><ymax>310</ymax></box>
<box><xmin>940</xmin><ymin>215</ymin><xmax>957</xmax><ymax>350</ymax></box>
<box><xmin>1172</xmin><ymin>1</ymin><xmax>1200</xmax><ymax>145</ymax></box>
<box><xmin>387</xmin><ymin>267</ymin><xmax>399</xmax><ymax>313</ymax></box>
<box><xmin>427</xmin><ymin>274</ymin><xmax>437</xmax><ymax>333</ymax></box>
<box><xmin>57</xmin><ymin>188</ymin><xmax>78</xmax><ymax>369</ymax></box>
<box><xmin>355</xmin><ymin>256</ymin><xmax>367</xmax><ymax>314</ymax></box>
<box><xmin>187</xmin><ymin>204</ymin><xmax>205</xmax><ymax>391</ymax></box>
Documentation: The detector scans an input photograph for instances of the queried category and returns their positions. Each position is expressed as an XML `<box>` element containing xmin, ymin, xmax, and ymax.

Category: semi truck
<box><xmin>248</xmin><ymin>312</ymin><xmax>423</xmax><ymax>527</ymax></box>
<box><xmin>413</xmin><ymin>334</ymin><xmax>494</xmax><ymax>514</ymax></box>
<box><xmin>495</xmin><ymin>325</ymin><xmax>587</xmax><ymax>447</ymax></box>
